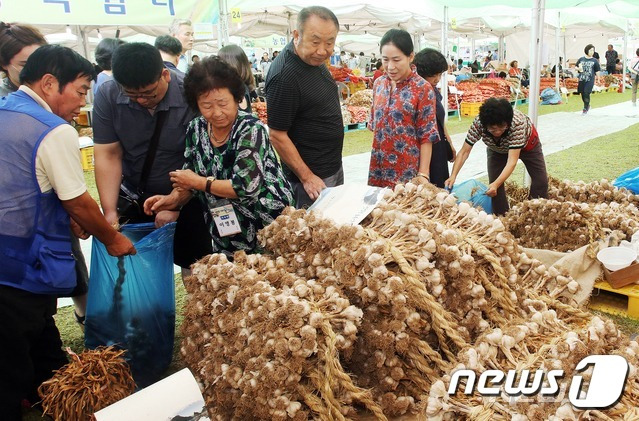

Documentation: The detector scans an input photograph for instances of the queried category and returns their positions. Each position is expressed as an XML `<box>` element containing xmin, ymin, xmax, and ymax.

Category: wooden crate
<box><xmin>590</xmin><ymin>280</ymin><xmax>639</xmax><ymax>319</ymax></box>
<box><xmin>80</xmin><ymin>146</ymin><xmax>94</xmax><ymax>171</ymax></box>
<box><xmin>460</xmin><ymin>102</ymin><xmax>482</xmax><ymax>117</ymax></box>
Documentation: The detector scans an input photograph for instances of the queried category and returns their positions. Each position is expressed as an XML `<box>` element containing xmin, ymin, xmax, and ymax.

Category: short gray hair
<box><xmin>169</xmin><ymin>19</ymin><xmax>192</xmax><ymax>35</ymax></box>
<box><xmin>297</xmin><ymin>6</ymin><xmax>339</xmax><ymax>34</ymax></box>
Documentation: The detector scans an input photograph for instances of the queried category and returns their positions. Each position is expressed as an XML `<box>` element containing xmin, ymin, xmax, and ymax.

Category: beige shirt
<box><xmin>19</xmin><ymin>86</ymin><xmax>87</xmax><ymax>200</ymax></box>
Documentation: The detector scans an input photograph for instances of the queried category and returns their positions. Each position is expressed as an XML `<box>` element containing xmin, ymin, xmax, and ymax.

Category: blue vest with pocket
<box><xmin>0</xmin><ymin>90</ymin><xmax>77</xmax><ymax>294</ymax></box>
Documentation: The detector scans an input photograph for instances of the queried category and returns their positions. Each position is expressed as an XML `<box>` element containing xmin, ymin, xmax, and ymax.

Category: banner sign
<box><xmin>0</xmin><ymin>0</ymin><xmax>216</xmax><ymax>25</ymax></box>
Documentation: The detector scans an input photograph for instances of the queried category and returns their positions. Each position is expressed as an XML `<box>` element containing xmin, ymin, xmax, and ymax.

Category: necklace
<box><xmin>207</xmin><ymin>122</ymin><xmax>231</xmax><ymax>146</ymax></box>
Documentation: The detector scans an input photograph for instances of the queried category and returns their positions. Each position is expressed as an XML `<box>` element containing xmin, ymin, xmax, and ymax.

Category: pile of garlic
<box><xmin>503</xmin><ymin>198</ymin><xmax>639</xmax><ymax>252</ymax></box>
<box><xmin>182</xmin><ymin>181</ymin><xmax>639</xmax><ymax>420</ymax></box>
<box><xmin>182</xmin><ymin>252</ymin><xmax>386</xmax><ymax>420</ymax></box>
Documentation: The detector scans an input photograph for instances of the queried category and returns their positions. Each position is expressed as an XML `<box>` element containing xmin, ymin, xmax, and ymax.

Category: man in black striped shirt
<box><xmin>265</xmin><ymin>6</ymin><xmax>344</xmax><ymax>208</ymax></box>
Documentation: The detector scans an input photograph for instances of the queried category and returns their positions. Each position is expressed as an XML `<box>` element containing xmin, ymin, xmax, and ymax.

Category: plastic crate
<box><xmin>80</xmin><ymin>146</ymin><xmax>94</xmax><ymax>171</ymax></box>
<box><xmin>460</xmin><ymin>102</ymin><xmax>482</xmax><ymax>117</ymax></box>
<box><xmin>590</xmin><ymin>280</ymin><xmax>639</xmax><ymax>320</ymax></box>
<box><xmin>347</xmin><ymin>81</ymin><xmax>367</xmax><ymax>95</ymax></box>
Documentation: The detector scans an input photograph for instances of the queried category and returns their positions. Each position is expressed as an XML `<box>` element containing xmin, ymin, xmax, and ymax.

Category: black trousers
<box><xmin>487</xmin><ymin>142</ymin><xmax>548</xmax><ymax>216</ymax></box>
<box><xmin>577</xmin><ymin>80</ymin><xmax>592</xmax><ymax>111</ymax></box>
<box><xmin>0</xmin><ymin>285</ymin><xmax>68</xmax><ymax>420</ymax></box>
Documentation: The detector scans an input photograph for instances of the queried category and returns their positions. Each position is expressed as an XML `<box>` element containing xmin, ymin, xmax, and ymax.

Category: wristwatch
<box><xmin>205</xmin><ymin>176</ymin><xmax>216</xmax><ymax>194</ymax></box>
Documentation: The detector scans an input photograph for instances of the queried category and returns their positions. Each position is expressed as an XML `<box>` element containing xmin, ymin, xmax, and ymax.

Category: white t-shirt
<box><xmin>19</xmin><ymin>86</ymin><xmax>87</xmax><ymax>200</ymax></box>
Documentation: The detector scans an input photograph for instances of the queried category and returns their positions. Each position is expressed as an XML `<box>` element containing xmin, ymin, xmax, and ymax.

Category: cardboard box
<box><xmin>603</xmin><ymin>261</ymin><xmax>639</xmax><ymax>289</ymax></box>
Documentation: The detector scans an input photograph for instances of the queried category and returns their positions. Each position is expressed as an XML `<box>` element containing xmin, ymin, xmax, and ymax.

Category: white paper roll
<box><xmin>94</xmin><ymin>368</ymin><xmax>209</xmax><ymax>421</ymax></box>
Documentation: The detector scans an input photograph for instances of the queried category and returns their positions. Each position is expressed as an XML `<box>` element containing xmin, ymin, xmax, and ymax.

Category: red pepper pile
<box><xmin>252</xmin><ymin>101</ymin><xmax>268</xmax><ymax>124</ymax></box>
<box><xmin>329</xmin><ymin>65</ymin><xmax>360</xmax><ymax>83</ymax></box>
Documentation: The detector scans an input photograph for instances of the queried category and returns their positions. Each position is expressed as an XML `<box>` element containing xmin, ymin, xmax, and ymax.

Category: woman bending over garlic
<box><xmin>444</xmin><ymin>98</ymin><xmax>548</xmax><ymax>215</ymax></box>
<box><xmin>144</xmin><ymin>57</ymin><xmax>294</xmax><ymax>256</ymax></box>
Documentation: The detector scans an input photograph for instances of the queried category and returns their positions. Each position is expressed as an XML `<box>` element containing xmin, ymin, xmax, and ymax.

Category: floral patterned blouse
<box><xmin>368</xmin><ymin>66</ymin><xmax>440</xmax><ymax>188</ymax></box>
<box><xmin>183</xmin><ymin>112</ymin><xmax>294</xmax><ymax>255</ymax></box>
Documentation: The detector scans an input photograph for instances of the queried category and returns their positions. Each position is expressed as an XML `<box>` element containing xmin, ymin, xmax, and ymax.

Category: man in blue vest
<box><xmin>0</xmin><ymin>45</ymin><xmax>136</xmax><ymax>420</ymax></box>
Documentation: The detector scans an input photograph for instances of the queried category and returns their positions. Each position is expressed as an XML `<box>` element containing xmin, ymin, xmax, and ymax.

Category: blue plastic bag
<box><xmin>451</xmin><ymin>179</ymin><xmax>493</xmax><ymax>214</ymax></box>
<box><xmin>540</xmin><ymin>87</ymin><xmax>562</xmax><ymax>105</ymax></box>
<box><xmin>85</xmin><ymin>222</ymin><xmax>177</xmax><ymax>387</ymax></box>
<box><xmin>614</xmin><ymin>167</ymin><xmax>639</xmax><ymax>194</ymax></box>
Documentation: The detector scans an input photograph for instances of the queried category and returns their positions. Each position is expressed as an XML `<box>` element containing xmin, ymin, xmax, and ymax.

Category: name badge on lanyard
<box><xmin>210</xmin><ymin>201</ymin><xmax>241</xmax><ymax>237</ymax></box>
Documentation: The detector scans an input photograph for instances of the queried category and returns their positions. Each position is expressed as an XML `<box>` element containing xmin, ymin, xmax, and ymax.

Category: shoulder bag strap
<box><xmin>138</xmin><ymin>110</ymin><xmax>169</xmax><ymax>195</ymax></box>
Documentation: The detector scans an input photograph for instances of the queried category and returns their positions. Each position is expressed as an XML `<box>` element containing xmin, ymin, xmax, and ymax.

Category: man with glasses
<box><xmin>445</xmin><ymin>98</ymin><xmax>548</xmax><ymax>215</ymax></box>
<box><xmin>93</xmin><ymin>42</ymin><xmax>212</xmax><ymax>275</ymax></box>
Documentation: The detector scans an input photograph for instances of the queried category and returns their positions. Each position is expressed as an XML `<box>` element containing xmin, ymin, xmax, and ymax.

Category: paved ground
<box><xmin>343</xmin><ymin>100</ymin><xmax>639</xmax><ymax>185</ymax></box>
<box><xmin>58</xmin><ymin>100</ymin><xmax>639</xmax><ymax>308</ymax></box>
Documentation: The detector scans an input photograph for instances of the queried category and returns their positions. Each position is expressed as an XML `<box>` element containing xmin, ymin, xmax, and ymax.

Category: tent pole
<box><xmin>622</xmin><ymin>19</ymin><xmax>629</xmax><ymax>93</ymax></box>
<box><xmin>498</xmin><ymin>34</ymin><xmax>504</xmax><ymax>62</ymax></box>
<box><xmin>442</xmin><ymin>6</ymin><xmax>449</xmax><ymax>122</ymax></box>
<box><xmin>286</xmin><ymin>12</ymin><xmax>292</xmax><ymax>43</ymax></box>
<box><xmin>525</xmin><ymin>0</ymin><xmax>545</xmax><ymax>188</ymax></box>
<box><xmin>218</xmin><ymin>0</ymin><xmax>230</xmax><ymax>48</ymax></box>
<box><xmin>555</xmin><ymin>12</ymin><xmax>560</xmax><ymax>92</ymax></box>
<box><xmin>528</xmin><ymin>0</ymin><xmax>545</xmax><ymax>128</ymax></box>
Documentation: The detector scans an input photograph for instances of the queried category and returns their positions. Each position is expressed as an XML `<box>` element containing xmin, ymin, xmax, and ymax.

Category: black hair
<box><xmin>413</xmin><ymin>48</ymin><xmax>448</xmax><ymax>79</ymax></box>
<box><xmin>20</xmin><ymin>44</ymin><xmax>96</xmax><ymax>90</ymax></box>
<box><xmin>0</xmin><ymin>22</ymin><xmax>46</xmax><ymax>72</ymax></box>
<box><xmin>112</xmin><ymin>42</ymin><xmax>164</xmax><ymax>89</ymax></box>
<box><xmin>498</xmin><ymin>71</ymin><xmax>507</xmax><ymax>78</ymax></box>
<box><xmin>154</xmin><ymin>35</ymin><xmax>182</xmax><ymax>57</ymax></box>
<box><xmin>359</xmin><ymin>52</ymin><xmax>364</xmax><ymax>56</ymax></box>
<box><xmin>479</xmin><ymin>98</ymin><xmax>514</xmax><ymax>128</ymax></box>
<box><xmin>584</xmin><ymin>44</ymin><xmax>595</xmax><ymax>55</ymax></box>
<box><xmin>380</xmin><ymin>29</ymin><xmax>413</xmax><ymax>56</ymax></box>
<box><xmin>183</xmin><ymin>56</ymin><xmax>245</xmax><ymax>111</ymax></box>
<box><xmin>636</xmin><ymin>48</ymin><xmax>639</xmax><ymax>57</ymax></box>
<box><xmin>375</xmin><ymin>60</ymin><xmax>382</xmax><ymax>70</ymax></box>
<box><xmin>297</xmin><ymin>6</ymin><xmax>339</xmax><ymax>34</ymax></box>
<box><xmin>218</xmin><ymin>44</ymin><xmax>256</xmax><ymax>91</ymax></box>
<box><xmin>94</xmin><ymin>38</ymin><xmax>125</xmax><ymax>70</ymax></box>
<box><xmin>458</xmin><ymin>58</ymin><xmax>463</xmax><ymax>64</ymax></box>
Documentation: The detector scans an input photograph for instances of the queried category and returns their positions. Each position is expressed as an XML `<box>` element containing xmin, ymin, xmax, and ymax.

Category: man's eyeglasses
<box><xmin>123</xmin><ymin>79</ymin><xmax>161</xmax><ymax>100</ymax></box>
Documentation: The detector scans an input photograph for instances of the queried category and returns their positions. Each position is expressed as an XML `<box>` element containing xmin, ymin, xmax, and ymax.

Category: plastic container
<box><xmin>460</xmin><ymin>101</ymin><xmax>482</xmax><ymax>117</ymax></box>
<box><xmin>597</xmin><ymin>247</ymin><xmax>638</xmax><ymax>271</ymax></box>
<box><xmin>80</xmin><ymin>146</ymin><xmax>94</xmax><ymax>171</ymax></box>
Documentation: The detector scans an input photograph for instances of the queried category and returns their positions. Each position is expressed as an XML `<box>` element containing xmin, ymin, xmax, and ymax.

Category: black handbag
<box><xmin>117</xmin><ymin>111</ymin><xmax>168</xmax><ymax>222</ymax></box>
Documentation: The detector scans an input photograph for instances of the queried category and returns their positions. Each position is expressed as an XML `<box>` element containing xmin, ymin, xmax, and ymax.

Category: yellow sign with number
<box><xmin>231</xmin><ymin>8</ymin><xmax>242</xmax><ymax>23</ymax></box>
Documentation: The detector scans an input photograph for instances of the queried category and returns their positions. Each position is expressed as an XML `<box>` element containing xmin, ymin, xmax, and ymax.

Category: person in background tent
<box><xmin>94</xmin><ymin>38</ymin><xmax>125</xmax><ymax>94</ymax></box>
<box><xmin>260</xmin><ymin>52</ymin><xmax>271</xmax><ymax>76</ymax></box>
<box><xmin>372</xmin><ymin>60</ymin><xmax>384</xmax><ymax>82</ymax></box>
<box><xmin>338</xmin><ymin>50</ymin><xmax>347</xmax><ymax>67</ymax></box>
<box><xmin>457</xmin><ymin>58</ymin><xmax>464</xmax><ymax>71</ymax></box>
<box><xmin>272</xmin><ymin>50</ymin><xmax>279</xmax><ymax>61</ymax></box>
<box><xmin>576</xmin><ymin>43</ymin><xmax>601</xmax><ymax>115</ymax></box>
<box><xmin>348</xmin><ymin>52</ymin><xmax>359</xmax><ymax>69</ymax></box>
<box><xmin>615</xmin><ymin>58</ymin><xmax>622</xmax><ymax>74</ymax></box>
<box><xmin>0</xmin><ymin>22</ymin><xmax>93</xmax><ymax>329</ymax></box>
<box><xmin>470</xmin><ymin>58</ymin><xmax>480</xmax><ymax>74</ymax></box>
<box><xmin>155</xmin><ymin>35</ymin><xmax>183</xmax><ymax>74</ymax></box>
<box><xmin>358</xmin><ymin>51</ymin><xmax>368</xmax><ymax>74</ymax></box>
<box><xmin>265</xmin><ymin>6</ymin><xmax>344</xmax><ymax>208</ymax></box>
<box><xmin>368</xmin><ymin>28</ymin><xmax>439</xmax><ymax>189</ymax></box>
<box><xmin>551</xmin><ymin>57</ymin><xmax>563</xmax><ymax>78</ymax></box>
<box><xmin>592</xmin><ymin>48</ymin><xmax>600</xmax><ymax>61</ymax></box>
<box><xmin>445</xmin><ymin>98</ymin><xmax>548</xmax><ymax>216</ymax></box>
<box><xmin>192</xmin><ymin>54</ymin><xmax>200</xmax><ymax>65</ymax></box>
<box><xmin>169</xmin><ymin>18</ymin><xmax>194</xmax><ymax>73</ymax></box>
<box><xmin>414</xmin><ymin>48</ymin><xmax>457</xmax><ymax>189</ymax></box>
<box><xmin>218</xmin><ymin>44</ymin><xmax>257</xmax><ymax>113</ymax></box>
<box><xmin>0</xmin><ymin>22</ymin><xmax>46</xmax><ymax>97</ymax></box>
<box><xmin>482</xmin><ymin>55</ymin><xmax>492</xmax><ymax>70</ymax></box>
<box><xmin>0</xmin><ymin>45</ymin><xmax>135</xmax><ymax>421</ymax></box>
<box><xmin>630</xmin><ymin>48</ymin><xmax>639</xmax><ymax>107</ymax></box>
<box><xmin>605</xmin><ymin>44</ymin><xmax>618</xmax><ymax>75</ymax></box>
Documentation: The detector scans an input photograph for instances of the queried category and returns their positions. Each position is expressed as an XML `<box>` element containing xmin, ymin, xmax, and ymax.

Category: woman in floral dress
<box><xmin>368</xmin><ymin>28</ymin><xmax>440</xmax><ymax>189</ymax></box>
<box><xmin>144</xmin><ymin>56</ymin><xmax>294</xmax><ymax>256</ymax></box>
